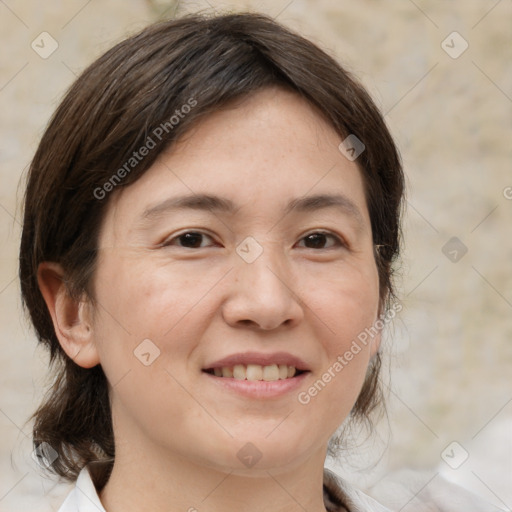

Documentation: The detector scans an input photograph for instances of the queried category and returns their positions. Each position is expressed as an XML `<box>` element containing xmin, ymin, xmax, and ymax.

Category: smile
<box><xmin>203</xmin><ymin>364</ymin><xmax>308</xmax><ymax>381</ymax></box>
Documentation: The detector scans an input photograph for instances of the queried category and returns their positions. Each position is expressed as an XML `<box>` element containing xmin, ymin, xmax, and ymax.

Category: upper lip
<box><xmin>203</xmin><ymin>352</ymin><xmax>311</xmax><ymax>371</ymax></box>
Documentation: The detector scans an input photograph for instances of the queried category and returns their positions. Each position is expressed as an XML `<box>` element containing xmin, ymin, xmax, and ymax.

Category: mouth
<box><xmin>202</xmin><ymin>364</ymin><xmax>309</xmax><ymax>381</ymax></box>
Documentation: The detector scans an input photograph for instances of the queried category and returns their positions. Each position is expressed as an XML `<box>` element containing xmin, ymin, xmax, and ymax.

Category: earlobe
<box><xmin>37</xmin><ymin>262</ymin><xmax>100</xmax><ymax>369</ymax></box>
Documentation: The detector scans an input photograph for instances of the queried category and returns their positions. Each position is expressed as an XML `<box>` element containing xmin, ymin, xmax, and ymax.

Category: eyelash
<box><xmin>161</xmin><ymin>230</ymin><xmax>347</xmax><ymax>250</ymax></box>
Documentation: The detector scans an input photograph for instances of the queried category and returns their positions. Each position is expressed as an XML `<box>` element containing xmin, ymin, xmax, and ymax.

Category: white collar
<box><xmin>57</xmin><ymin>466</ymin><xmax>106</xmax><ymax>512</ymax></box>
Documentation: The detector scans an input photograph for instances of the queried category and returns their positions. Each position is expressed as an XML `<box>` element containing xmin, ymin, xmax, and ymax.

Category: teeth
<box><xmin>213</xmin><ymin>364</ymin><xmax>299</xmax><ymax>380</ymax></box>
<box><xmin>221</xmin><ymin>367</ymin><xmax>233</xmax><ymax>378</ymax></box>
<box><xmin>233</xmin><ymin>364</ymin><xmax>246</xmax><ymax>380</ymax></box>
<box><xmin>262</xmin><ymin>364</ymin><xmax>279</xmax><ymax>381</ymax></box>
<box><xmin>246</xmin><ymin>364</ymin><xmax>263</xmax><ymax>381</ymax></box>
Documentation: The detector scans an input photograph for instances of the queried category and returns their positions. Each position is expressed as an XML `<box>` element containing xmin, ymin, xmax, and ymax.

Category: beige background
<box><xmin>1</xmin><ymin>0</ymin><xmax>511</xmax><ymax>510</ymax></box>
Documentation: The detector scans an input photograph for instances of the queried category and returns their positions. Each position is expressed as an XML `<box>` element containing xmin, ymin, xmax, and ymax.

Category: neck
<box><xmin>99</xmin><ymin>438</ymin><xmax>329</xmax><ymax>512</ymax></box>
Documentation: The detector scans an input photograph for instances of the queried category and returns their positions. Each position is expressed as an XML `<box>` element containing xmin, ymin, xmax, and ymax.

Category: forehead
<box><xmin>102</xmin><ymin>87</ymin><xmax>370</xmax><ymax>236</ymax></box>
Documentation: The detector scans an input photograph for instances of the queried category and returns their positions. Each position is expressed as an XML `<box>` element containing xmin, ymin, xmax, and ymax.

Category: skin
<box><xmin>39</xmin><ymin>87</ymin><xmax>381</xmax><ymax>512</ymax></box>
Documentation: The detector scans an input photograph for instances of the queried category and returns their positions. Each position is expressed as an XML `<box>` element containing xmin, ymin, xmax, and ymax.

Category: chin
<box><xmin>206</xmin><ymin>435</ymin><xmax>317</xmax><ymax>475</ymax></box>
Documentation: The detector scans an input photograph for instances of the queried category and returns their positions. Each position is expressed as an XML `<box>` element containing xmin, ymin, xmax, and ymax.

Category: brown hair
<box><xmin>19</xmin><ymin>11</ymin><xmax>404</xmax><ymax>488</ymax></box>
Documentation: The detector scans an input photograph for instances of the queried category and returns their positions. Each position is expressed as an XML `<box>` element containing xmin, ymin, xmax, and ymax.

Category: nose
<box><xmin>222</xmin><ymin>245</ymin><xmax>304</xmax><ymax>331</ymax></box>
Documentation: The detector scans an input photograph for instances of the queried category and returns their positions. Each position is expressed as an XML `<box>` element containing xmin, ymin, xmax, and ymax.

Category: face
<box><xmin>89</xmin><ymin>87</ymin><xmax>381</xmax><ymax>475</ymax></box>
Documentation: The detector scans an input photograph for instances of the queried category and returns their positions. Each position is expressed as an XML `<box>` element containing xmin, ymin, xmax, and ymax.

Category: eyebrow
<box><xmin>141</xmin><ymin>192</ymin><xmax>365</xmax><ymax>228</ymax></box>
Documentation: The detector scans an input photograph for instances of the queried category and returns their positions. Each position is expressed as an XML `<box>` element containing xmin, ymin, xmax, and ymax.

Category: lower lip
<box><xmin>202</xmin><ymin>371</ymin><xmax>309</xmax><ymax>399</ymax></box>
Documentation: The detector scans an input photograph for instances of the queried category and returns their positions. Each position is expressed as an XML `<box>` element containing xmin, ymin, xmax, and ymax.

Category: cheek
<box><xmin>303</xmin><ymin>257</ymin><xmax>380</xmax><ymax>341</ymax></box>
<box><xmin>299</xmin><ymin>261</ymin><xmax>380</xmax><ymax>400</ymax></box>
<box><xmin>90</xmin><ymin>255</ymin><xmax>208</xmax><ymax>430</ymax></box>
<box><xmin>93</xmin><ymin>251</ymin><xmax>205</xmax><ymax>333</ymax></box>
<box><xmin>90</xmin><ymin>253</ymin><xmax>220</xmax><ymax>381</ymax></box>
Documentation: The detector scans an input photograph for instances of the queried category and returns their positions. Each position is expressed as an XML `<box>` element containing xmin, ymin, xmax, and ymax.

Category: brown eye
<box><xmin>163</xmin><ymin>231</ymin><xmax>215</xmax><ymax>249</ymax></box>
<box><xmin>297</xmin><ymin>232</ymin><xmax>344</xmax><ymax>250</ymax></box>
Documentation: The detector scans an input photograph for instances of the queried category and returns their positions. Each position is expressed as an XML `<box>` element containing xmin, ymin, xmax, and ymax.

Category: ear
<box><xmin>37</xmin><ymin>262</ymin><xmax>100</xmax><ymax>368</ymax></box>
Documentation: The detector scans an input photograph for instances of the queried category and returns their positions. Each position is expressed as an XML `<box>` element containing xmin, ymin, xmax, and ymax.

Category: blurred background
<box><xmin>0</xmin><ymin>0</ymin><xmax>511</xmax><ymax>510</ymax></box>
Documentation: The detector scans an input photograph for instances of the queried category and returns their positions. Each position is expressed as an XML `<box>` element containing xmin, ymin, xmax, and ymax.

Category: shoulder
<box><xmin>367</xmin><ymin>468</ymin><xmax>506</xmax><ymax>511</ymax></box>
<box><xmin>324</xmin><ymin>467</ymin><xmax>504</xmax><ymax>512</ymax></box>
<box><xmin>323</xmin><ymin>468</ymin><xmax>393</xmax><ymax>512</ymax></box>
<box><xmin>57</xmin><ymin>467</ymin><xmax>106</xmax><ymax>512</ymax></box>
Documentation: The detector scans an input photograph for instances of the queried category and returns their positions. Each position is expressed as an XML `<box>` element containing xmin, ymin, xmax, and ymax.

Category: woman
<box><xmin>19</xmin><ymin>12</ymin><xmax>499</xmax><ymax>512</ymax></box>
